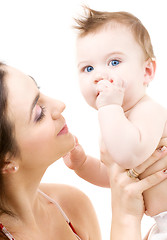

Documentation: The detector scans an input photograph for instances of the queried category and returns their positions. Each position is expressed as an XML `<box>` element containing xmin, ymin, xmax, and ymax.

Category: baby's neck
<box><xmin>123</xmin><ymin>94</ymin><xmax>149</xmax><ymax>113</ymax></box>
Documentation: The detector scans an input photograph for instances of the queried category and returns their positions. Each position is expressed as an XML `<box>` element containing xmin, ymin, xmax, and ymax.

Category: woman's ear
<box><xmin>2</xmin><ymin>154</ymin><xmax>19</xmax><ymax>174</ymax></box>
<box><xmin>2</xmin><ymin>161</ymin><xmax>19</xmax><ymax>174</ymax></box>
<box><xmin>143</xmin><ymin>59</ymin><xmax>156</xmax><ymax>86</ymax></box>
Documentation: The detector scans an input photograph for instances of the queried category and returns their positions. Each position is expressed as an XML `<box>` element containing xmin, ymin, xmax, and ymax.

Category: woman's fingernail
<box><xmin>157</xmin><ymin>146</ymin><xmax>167</xmax><ymax>152</ymax></box>
<box><xmin>163</xmin><ymin>169</ymin><xmax>167</xmax><ymax>174</ymax></box>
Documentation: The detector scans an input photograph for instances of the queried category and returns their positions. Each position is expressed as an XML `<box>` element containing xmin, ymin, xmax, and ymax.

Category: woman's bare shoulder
<box><xmin>39</xmin><ymin>183</ymin><xmax>89</xmax><ymax>203</ymax></box>
<box><xmin>39</xmin><ymin>183</ymin><xmax>95</xmax><ymax>219</ymax></box>
<box><xmin>39</xmin><ymin>183</ymin><xmax>101</xmax><ymax>239</ymax></box>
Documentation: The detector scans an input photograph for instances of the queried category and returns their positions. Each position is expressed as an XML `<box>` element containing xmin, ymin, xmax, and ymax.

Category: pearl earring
<box><xmin>13</xmin><ymin>166</ymin><xmax>19</xmax><ymax>172</ymax></box>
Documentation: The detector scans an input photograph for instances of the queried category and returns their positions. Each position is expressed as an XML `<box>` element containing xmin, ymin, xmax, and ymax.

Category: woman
<box><xmin>0</xmin><ymin>62</ymin><xmax>166</xmax><ymax>240</ymax></box>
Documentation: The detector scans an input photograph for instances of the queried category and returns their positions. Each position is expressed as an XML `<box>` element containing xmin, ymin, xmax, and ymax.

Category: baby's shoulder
<box><xmin>130</xmin><ymin>95</ymin><xmax>167</xmax><ymax>115</ymax></box>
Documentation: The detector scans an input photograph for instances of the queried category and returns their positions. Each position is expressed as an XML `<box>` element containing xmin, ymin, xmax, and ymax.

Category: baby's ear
<box><xmin>143</xmin><ymin>58</ymin><xmax>156</xmax><ymax>86</ymax></box>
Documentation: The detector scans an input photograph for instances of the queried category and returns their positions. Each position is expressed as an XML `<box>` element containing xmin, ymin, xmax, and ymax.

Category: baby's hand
<box><xmin>96</xmin><ymin>78</ymin><xmax>125</xmax><ymax>109</ymax></box>
<box><xmin>63</xmin><ymin>137</ymin><xmax>87</xmax><ymax>170</ymax></box>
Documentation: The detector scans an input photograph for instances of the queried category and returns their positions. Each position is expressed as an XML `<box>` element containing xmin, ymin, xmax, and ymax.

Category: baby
<box><xmin>64</xmin><ymin>7</ymin><xmax>167</xmax><ymax>218</ymax></box>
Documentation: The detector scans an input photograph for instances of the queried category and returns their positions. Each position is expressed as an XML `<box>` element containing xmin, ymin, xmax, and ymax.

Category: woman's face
<box><xmin>5</xmin><ymin>66</ymin><xmax>75</xmax><ymax>170</ymax></box>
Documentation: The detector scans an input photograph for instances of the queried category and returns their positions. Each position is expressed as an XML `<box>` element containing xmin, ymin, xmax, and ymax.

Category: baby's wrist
<box><xmin>98</xmin><ymin>104</ymin><xmax>123</xmax><ymax>111</ymax></box>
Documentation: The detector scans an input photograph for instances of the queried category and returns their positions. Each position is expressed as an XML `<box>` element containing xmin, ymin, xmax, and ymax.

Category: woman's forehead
<box><xmin>5</xmin><ymin>66</ymin><xmax>38</xmax><ymax>118</ymax></box>
<box><xmin>6</xmin><ymin>66</ymin><xmax>36</xmax><ymax>94</ymax></box>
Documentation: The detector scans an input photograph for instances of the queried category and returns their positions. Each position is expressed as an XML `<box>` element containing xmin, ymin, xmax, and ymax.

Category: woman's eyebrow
<box><xmin>29</xmin><ymin>75</ymin><xmax>39</xmax><ymax>88</ymax></box>
<box><xmin>29</xmin><ymin>93</ymin><xmax>40</xmax><ymax>122</ymax></box>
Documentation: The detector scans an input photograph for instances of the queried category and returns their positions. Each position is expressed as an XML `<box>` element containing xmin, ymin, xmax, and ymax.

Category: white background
<box><xmin>0</xmin><ymin>0</ymin><xmax>167</xmax><ymax>239</ymax></box>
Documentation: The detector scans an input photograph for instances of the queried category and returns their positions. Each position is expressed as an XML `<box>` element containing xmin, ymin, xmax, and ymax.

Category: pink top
<box><xmin>0</xmin><ymin>189</ymin><xmax>82</xmax><ymax>240</ymax></box>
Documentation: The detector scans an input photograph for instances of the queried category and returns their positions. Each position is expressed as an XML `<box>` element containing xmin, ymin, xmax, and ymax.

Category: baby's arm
<box><xmin>97</xmin><ymin>80</ymin><xmax>167</xmax><ymax>169</ymax></box>
<box><xmin>63</xmin><ymin>138</ymin><xmax>110</xmax><ymax>187</ymax></box>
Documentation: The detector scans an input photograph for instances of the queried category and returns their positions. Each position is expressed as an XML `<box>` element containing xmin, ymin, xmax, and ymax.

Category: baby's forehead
<box><xmin>81</xmin><ymin>19</ymin><xmax>129</xmax><ymax>32</ymax></box>
<box><xmin>76</xmin><ymin>22</ymin><xmax>134</xmax><ymax>46</ymax></box>
<box><xmin>76</xmin><ymin>22</ymin><xmax>133</xmax><ymax>43</ymax></box>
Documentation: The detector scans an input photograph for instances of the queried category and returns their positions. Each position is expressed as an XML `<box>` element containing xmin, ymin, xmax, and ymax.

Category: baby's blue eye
<box><xmin>84</xmin><ymin>66</ymin><xmax>94</xmax><ymax>72</ymax></box>
<box><xmin>109</xmin><ymin>60</ymin><xmax>120</xmax><ymax>66</ymax></box>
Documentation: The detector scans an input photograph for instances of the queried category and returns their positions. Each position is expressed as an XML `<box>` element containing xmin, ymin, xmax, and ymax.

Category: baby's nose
<box><xmin>94</xmin><ymin>75</ymin><xmax>107</xmax><ymax>84</ymax></box>
<box><xmin>94</xmin><ymin>77</ymin><xmax>114</xmax><ymax>84</ymax></box>
<box><xmin>93</xmin><ymin>71</ymin><xmax>113</xmax><ymax>84</ymax></box>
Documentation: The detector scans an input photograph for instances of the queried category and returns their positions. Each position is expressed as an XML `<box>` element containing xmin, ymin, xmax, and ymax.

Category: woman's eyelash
<box><xmin>36</xmin><ymin>106</ymin><xmax>46</xmax><ymax>122</ymax></box>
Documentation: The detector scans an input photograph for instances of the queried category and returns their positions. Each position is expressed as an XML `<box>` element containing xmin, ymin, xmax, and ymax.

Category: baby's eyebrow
<box><xmin>77</xmin><ymin>61</ymin><xmax>90</xmax><ymax>68</ymax></box>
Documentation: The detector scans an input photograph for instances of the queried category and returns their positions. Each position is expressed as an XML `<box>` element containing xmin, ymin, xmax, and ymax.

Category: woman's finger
<box><xmin>136</xmin><ymin>169</ymin><xmax>167</xmax><ymax>193</ymax></box>
<box><xmin>134</xmin><ymin>147</ymin><xmax>167</xmax><ymax>174</ymax></box>
<box><xmin>157</xmin><ymin>137</ymin><xmax>167</xmax><ymax>148</ymax></box>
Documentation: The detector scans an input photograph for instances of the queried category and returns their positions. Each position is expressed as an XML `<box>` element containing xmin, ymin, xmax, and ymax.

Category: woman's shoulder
<box><xmin>39</xmin><ymin>183</ymin><xmax>95</xmax><ymax>221</ymax></box>
<box><xmin>39</xmin><ymin>183</ymin><xmax>101</xmax><ymax>239</ymax></box>
<box><xmin>39</xmin><ymin>182</ymin><xmax>89</xmax><ymax>205</ymax></box>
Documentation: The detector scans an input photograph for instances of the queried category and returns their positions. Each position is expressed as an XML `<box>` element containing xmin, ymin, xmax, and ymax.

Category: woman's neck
<box><xmin>1</xmin><ymin>168</ymin><xmax>45</xmax><ymax>226</ymax></box>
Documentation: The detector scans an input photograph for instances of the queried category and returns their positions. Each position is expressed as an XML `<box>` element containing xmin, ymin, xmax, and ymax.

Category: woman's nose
<box><xmin>51</xmin><ymin>100</ymin><xmax>66</xmax><ymax>119</ymax></box>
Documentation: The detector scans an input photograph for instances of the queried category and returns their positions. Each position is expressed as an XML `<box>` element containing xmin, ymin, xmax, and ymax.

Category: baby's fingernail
<box><xmin>157</xmin><ymin>146</ymin><xmax>167</xmax><ymax>152</ymax></box>
<box><xmin>163</xmin><ymin>169</ymin><xmax>167</xmax><ymax>174</ymax></box>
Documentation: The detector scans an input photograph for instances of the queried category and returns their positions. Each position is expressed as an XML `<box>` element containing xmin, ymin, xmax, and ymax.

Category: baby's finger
<box><xmin>96</xmin><ymin>80</ymin><xmax>111</xmax><ymax>90</ymax></box>
<box><xmin>63</xmin><ymin>153</ymin><xmax>73</xmax><ymax>169</ymax></box>
<box><xmin>73</xmin><ymin>135</ymin><xmax>79</xmax><ymax>146</ymax></box>
<box><xmin>113</xmin><ymin>77</ymin><xmax>126</xmax><ymax>89</ymax></box>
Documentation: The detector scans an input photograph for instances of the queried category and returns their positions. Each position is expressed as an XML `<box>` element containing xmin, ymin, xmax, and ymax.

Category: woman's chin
<box><xmin>68</xmin><ymin>135</ymin><xmax>76</xmax><ymax>151</ymax></box>
<box><xmin>64</xmin><ymin>133</ymin><xmax>76</xmax><ymax>154</ymax></box>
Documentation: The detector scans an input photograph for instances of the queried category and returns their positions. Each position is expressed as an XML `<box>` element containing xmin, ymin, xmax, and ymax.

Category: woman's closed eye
<box><xmin>34</xmin><ymin>105</ymin><xmax>46</xmax><ymax>122</ymax></box>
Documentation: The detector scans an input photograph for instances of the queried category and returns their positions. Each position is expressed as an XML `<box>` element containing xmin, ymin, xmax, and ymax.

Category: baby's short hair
<box><xmin>74</xmin><ymin>6</ymin><xmax>155</xmax><ymax>60</ymax></box>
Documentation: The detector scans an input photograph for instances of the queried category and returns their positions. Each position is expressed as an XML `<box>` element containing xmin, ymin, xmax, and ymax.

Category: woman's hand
<box><xmin>109</xmin><ymin>163</ymin><xmax>167</xmax><ymax>240</ymax></box>
<box><xmin>109</xmin><ymin>165</ymin><xmax>167</xmax><ymax>219</ymax></box>
<box><xmin>108</xmin><ymin>139</ymin><xmax>167</xmax><ymax>240</ymax></box>
<box><xmin>133</xmin><ymin>138</ymin><xmax>167</xmax><ymax>176</ymax></box>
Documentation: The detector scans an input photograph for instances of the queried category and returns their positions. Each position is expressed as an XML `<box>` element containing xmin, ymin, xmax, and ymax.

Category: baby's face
<box><xmin>76</xmin><ymin>24</ymin><xmax>147</xmax><ymax>110</ymax></box>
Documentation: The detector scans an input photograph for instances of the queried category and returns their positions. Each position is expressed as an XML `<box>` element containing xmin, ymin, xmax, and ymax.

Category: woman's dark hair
<box><xmin>0</xmin><ymin>231</ymin><xmax>10</xmax><ymax>240</ymax></box>
<box><xmin>0</xmin><ymin>62</ymin><xmax>20</xmax><ymax>216</ymax></box>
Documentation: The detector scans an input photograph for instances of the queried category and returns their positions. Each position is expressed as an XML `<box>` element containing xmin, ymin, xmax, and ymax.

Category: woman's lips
<box><xmin>57</xmin><ymin>124</ymin><xmax>69</xmax><ymax>136</ymax></box>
